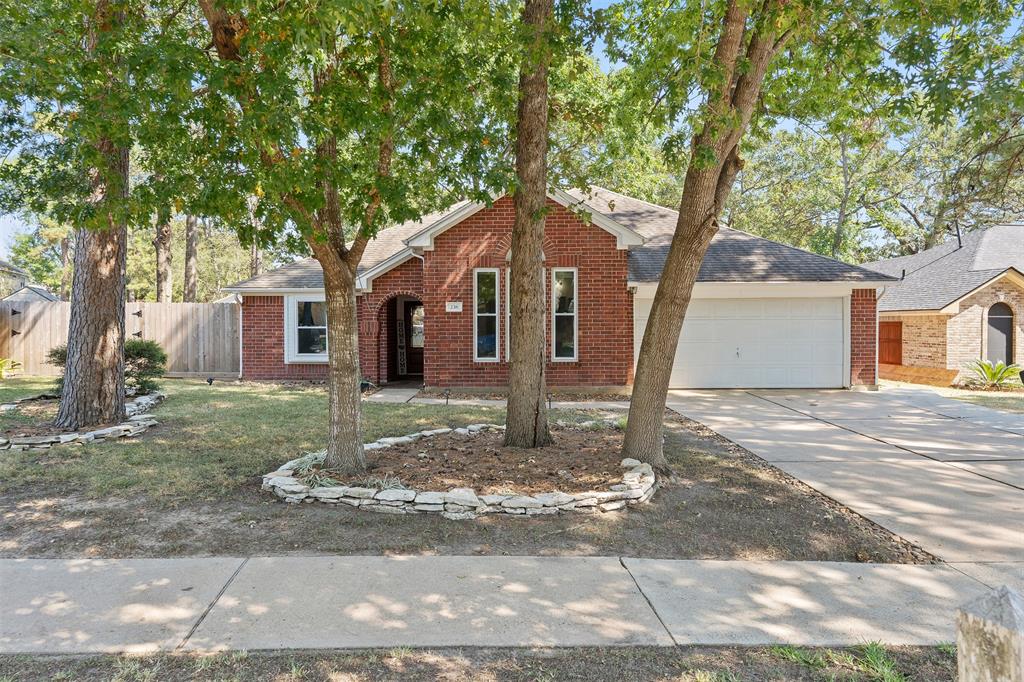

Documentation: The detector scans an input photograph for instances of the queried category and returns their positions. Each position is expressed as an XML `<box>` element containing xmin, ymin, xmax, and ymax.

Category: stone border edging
<box><xmin>0</xmin><ymin>392</ymin><xmax>166</xmax><ymax>451</ymax></box>
<box><xmin>262</xmin><ymin>423</ymin><xmax>658</xmax><ymax>519</ymax></box>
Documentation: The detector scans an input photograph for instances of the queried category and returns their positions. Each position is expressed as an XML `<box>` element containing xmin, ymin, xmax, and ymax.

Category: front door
<box><xmin>879</xmin><ymin>321</ymin><xmax>903</xmax><ymax>365</ymax></box>
<box><xmin>403</xmin><ymin>301</ymin><xmax>424</xmax><ymax>376</ymax></box>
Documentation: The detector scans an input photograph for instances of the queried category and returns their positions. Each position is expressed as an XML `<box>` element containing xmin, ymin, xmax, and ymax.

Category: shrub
<box><xmin>124</xmin><ymin>339</ymin><xmax>168</xmax><ymax>393</ymax></box>
<box><xmin>965</xmin><ymin>359</ymin><xmax>1022</xmax><ymax>389</ymax></box>
<box><xmin>47</xmin><ymin>339</ymin><xmax>168</xmax><ymax>394</ymax></box>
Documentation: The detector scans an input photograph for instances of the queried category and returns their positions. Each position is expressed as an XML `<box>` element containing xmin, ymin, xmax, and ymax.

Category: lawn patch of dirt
<box><xmin>0</xmin><ymin>412</ymin><xmax>933</xmax><ymax>563</ymax></box>
<box><xmin>0</xmin><ymin>398</ymin><xmax>128</xmax><ymax>437</ymax></box>
<box><xmin>0</xmin><ymin>644</ymin><xmax>957</xmax><ymax>681</ymax></box>
<box><xmin>418</xmin><ymin>388</ymin><xmax>632</xmax><ymax>402</ymax></box>
<box><xmin>336</xmin><ymin>426</ymin><xmax>624</xmax><ymax>495</ymax></box>
<box><xmin>0</xmin><ymin>398</ymin><xmax>63</xmax><ymax>436</ymax></box>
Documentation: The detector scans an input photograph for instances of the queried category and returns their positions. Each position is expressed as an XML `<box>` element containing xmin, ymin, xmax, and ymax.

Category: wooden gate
<box><xmin>879</xmin><ymin>320</ymin><xmax>903</xmax><ymax>366</ymax></box>
<box><xmin>0</xmin><ymin>301</ymin><xmax>240</xmax><ymax>377</ymax></box>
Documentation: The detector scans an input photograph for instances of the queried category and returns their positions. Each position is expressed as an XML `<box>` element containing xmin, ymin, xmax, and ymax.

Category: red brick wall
<box><xmin>421</xmin><ymin>196</ymin><xmax>633</xmax><ymax>388</ymax></box>
<box><xmin>240</xmin><ymin>260</ymin><xmax>425</xmax><ymax>382</ymax></box>
<box><xmin>356</xmin><ymin>258</ymin><xmax>424</xmax><ymax>384</ymax></box>
<box><xmin>850</xmin><ymin>288</ymin><xmax>878</xmax><ymax>386</ymax></box>
<box><xmin>241</xmin><ymin>295</ymin><xmax>328</xmax><ymax>380</ymax></box>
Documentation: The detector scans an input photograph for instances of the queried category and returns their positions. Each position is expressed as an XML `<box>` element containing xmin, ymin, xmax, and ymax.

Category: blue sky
<box><xmin>0</xmin><ymin>215</ymin><xmax>25</xmax><ymax>259</ymax></box>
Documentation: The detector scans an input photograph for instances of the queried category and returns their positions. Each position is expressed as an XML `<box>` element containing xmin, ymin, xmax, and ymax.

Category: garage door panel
<box><xmin>679</xmin><ymin>318</ymin><xmax>715</xmax><ymax>342</ymax></box>
<box><xmin>635</xmin><ymin>297</ymin><xmax>847</xmax><ymax>389</ymax></box>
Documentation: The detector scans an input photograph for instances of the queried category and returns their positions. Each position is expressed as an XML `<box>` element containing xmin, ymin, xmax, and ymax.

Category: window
<box><xmin>284</xmin><ymin>295</ymin><xmax>328</xmax><ymax>363</ymax></box>
<box><xmin>474</xmin><ymin>269</ymin><xmax>499</xmax><ymax>361</ymax></box>
<box><xmin>410</xmin><ymin>305</ymin><xmax>425</xmax><ymax>349</ymax></box>
<box><xmin>552</xmin><ymin>268</ymin><xmax>577</xmax><ymax>361</ymax></box>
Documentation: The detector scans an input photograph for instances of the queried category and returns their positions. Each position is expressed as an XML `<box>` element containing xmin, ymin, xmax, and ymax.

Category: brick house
<box><xmin>226</xmin><ymin>187</ymin><xmax>893</xmax><ymax>390</ymax></box>
<box><xmin>863</xmin><ymin>224</ymin><xmax>1024</xmax><ymax>385</ymax></box>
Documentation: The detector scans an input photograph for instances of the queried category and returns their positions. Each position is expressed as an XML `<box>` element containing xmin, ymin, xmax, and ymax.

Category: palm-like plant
<box><xmin>966</xmin><ymin>360</ymin><xmax>1023</xmax><ymax>389</ymax></box>
<box><xmin>0</xmin><ymin>358</ymin><xmax>21</xmax><ymax>380</ymax></box>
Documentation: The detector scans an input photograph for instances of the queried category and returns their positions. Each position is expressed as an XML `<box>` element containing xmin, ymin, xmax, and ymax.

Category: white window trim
<box><xmin>551</xmin><ymin>267</ymin><xmax>578</xmax><ymax>362</ymax></box>
<box><xmin>474</xmin><ymin>268</ymin><xmax>500</xmax><ymax>363</ymax></box>
<box><xmin>284</xmin><ymin>293</ymin><xmax>329</xmax><ymax>364</ymax></box>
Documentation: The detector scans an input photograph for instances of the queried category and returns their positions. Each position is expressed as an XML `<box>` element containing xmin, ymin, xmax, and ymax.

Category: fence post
<box><xmin>957</xmin><ymin>585</ymin><xmax>1024</xmax><ymax>682</ymax></box>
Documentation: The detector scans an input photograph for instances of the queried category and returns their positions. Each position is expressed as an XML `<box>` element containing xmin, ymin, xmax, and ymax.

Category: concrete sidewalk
<box><xmin>0</xmin><ymin>556</ymin><xmax>1001</xmax><ymax>654</ymax></box>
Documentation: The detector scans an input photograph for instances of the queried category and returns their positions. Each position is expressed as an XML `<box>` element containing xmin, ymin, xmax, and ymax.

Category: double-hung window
<box><xmin>285</xmin><ymin>294</ymin><xmax>328</xmax><ymax>363</ymax></box>
<box><xmin>552</xmin><ymin>268</ymin><xmax>577</xmax><ymax>361</ymax></box>
<box><xmin>474</xmin><ymin>269</ymin><xmax>499</xmax><ymax>362</ymax></box>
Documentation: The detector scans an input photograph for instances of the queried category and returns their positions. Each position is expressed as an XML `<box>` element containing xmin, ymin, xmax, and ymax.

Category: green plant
<box><xmin>854</xmin><ymin>642</ymin><xmax>905</xmax><ymax>682</ymax></box>
<box><xmin>0</xmin><ymin>358</ymin><xmax>21</xmax><ymax>379</ymax></box>
<box><xmin>47</xmin><ymin>339</ymin><xmax>168</xmax><ymax>395</ymax></box>
<box><xmin>124</xmin><ymin>339</ymin><xmax>168</xmax><ymax>394</ymax></box>
<box><xmin>358</xmin><ymin>474</ymin><xmax>407</xmax><ymax>490</ymax></box>
<box><xmin>965</xmin><ymin>360</ymin><xmax>1023</xmax><ymax>389</ymax></box>
<box><xmin>769</xmin><ymin>645</ymin><xmax>827</xmax><ymax>670</ymax></box>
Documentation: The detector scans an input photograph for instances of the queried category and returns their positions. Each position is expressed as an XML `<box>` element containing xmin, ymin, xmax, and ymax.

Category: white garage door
<box><xmin>634</xmin><ymin>297</ymin><xmax>846</xmax><ymax>388</ymax></box>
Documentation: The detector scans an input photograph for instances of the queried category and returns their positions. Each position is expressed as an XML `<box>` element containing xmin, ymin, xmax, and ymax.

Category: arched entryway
<box><xmin>378</xmin><ymin>294</ymin><xmax>425</xmax><ymax>383</ymax></box>
<box><xmin>987</xmin><ymin>302</ymin><xmax>1014</xmax><ymax>365</ymax></box>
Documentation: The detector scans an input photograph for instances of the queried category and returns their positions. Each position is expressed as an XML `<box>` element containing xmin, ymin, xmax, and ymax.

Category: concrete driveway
<box><xmin>666</xmin><ymin>387</ymin><xmax>1024</xmax><ymax>588</ymax></box>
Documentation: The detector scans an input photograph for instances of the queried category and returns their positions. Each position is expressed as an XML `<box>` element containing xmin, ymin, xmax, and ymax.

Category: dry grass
<box><xmin>0</xmin><ymin>644</ymin><xmax>956</xmax><ymax>681</ymax></box>
<box><xmin>0</xmin><ymin>378</ymin><xmax>531</xmax><ymax>501</ymax></box>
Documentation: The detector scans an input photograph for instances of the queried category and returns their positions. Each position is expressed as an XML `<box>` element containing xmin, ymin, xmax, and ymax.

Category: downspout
<box><xmin>875</xmin><ymin>286</ymin><xmax>886</xmax><ymax>391</ymax></box>
<box><xmin>236</xmin><ymin>293</ymin><xmax>243</xmax><ymax>380</ymax></box>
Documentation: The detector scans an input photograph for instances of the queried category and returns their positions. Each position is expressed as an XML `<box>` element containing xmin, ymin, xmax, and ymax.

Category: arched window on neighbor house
<box><xmin>987</xmin><ymin>302</ymin><xmax>1015</xmax><ymax>365</ymax></box>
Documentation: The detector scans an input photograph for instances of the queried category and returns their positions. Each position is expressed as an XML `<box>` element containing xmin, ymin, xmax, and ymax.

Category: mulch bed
<box><xmin>1</xmin><ymin>397</ymin><xmax>132</xmax><ymax>437</ymax></box>
<box><xmin>341</xmin><ymin>427</ymin><xmax>626</xmax><ymax>495</ymax></box>
<box><xmin>0</xmin><ymin>399</ymin><xmax>66</xmax><ymax>437</ymax></box>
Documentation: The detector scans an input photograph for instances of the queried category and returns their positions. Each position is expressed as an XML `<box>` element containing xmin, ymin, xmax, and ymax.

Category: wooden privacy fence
<box><xmin>0</xmin><ymin>301</ymin><xmax>240</xmax><ymax>377</ymax></box>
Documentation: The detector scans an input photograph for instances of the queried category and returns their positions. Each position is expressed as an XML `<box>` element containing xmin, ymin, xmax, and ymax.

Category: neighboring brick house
<box><xmin>863</xmin><ymin>224</ymin><xmax>1024</xmax><ymax>385</ymax></box>
<box><xmin>226</xmin><ymin>188</ymin><xmax>893</xmax><ymax>390</ymax></box>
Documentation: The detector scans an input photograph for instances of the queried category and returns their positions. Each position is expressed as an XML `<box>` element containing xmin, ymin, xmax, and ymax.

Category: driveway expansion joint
<box><xmin>176</xmin><ymin>557</ymin><xmax>249</xmax><ymax>651</ymax></box>
<box><xmin>618</xmin><ymin>555</ymin><xmax>678</xmax><ymax>647</ymax></box>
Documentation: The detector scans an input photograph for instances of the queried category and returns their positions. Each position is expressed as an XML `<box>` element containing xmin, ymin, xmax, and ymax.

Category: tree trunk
<box><xmin>183</xmin><ymin>214</ymin><xmax>199</xmax><ymax>301</ymax></box>
<box><xmin>505</xmin><ymin>0</ymin><xmax>553</xmax><ymax>448</ymax></box>
<box><xmin>59</xmin><ymin>235</ymin><xmax>71</xmax><ymax>300</ymax></box>
<box><xmin>832</xmin><ymin>136</ymin><xmax>852</xmax><ymax>259</ymax></box>
<box><xmin>318</xmin><ymin>256</ymin><xmax>366</xmax><ymax>475</ymax></box>
<box><xmin>54</xmin><ymin>143</ymin><xmax>128</xmax><ymax>429</ymax></box>
<box><xmin>622</xmin><ymin>0</ymin><xmax>788</xmax><ymax>472</ymax></box>
<box><xmin>250</xmin><ymin>241</ymin><xmax>263</xmax><ymax>277</ymax></box>
<box><xmin>154</xmin><ymin>211</ymin><xmax>173</xmax><ymax>302</ymax></box>
<box><xmin>622</xmin><ymin>167</ymin><xmax>725</xmax><ymax>471</ymax></box>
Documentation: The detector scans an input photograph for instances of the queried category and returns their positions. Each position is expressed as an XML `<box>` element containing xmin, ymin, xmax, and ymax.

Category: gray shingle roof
<box><xmin>0</xmin><ymin>258</ymin><xmax>28</xmax><ymax>278</ymax></box>
<box><xmin>226</xmin><ymin>203</ymin><xmax>467</xmax><ymax>291</ymax></box>
<box><xmin>228</xmin><ymin>188</ymin><xmax>894</xmax><ymax>291</ymax></box>
<box><xmin>568</xmin><ymin>187</ymin><xmax>895</xmax><ymax>283</ymax></box>
<box><xmin>862</xmin><ymin>224</ymin><xmax>1024</xmax><ymax>312</ymax></box>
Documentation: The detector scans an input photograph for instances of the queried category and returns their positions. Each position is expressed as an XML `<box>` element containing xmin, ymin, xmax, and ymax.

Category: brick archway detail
<box><xmin>492</xmin><ymin>233</ymin><xmax>556</xmax><ymax>262</ymax></box>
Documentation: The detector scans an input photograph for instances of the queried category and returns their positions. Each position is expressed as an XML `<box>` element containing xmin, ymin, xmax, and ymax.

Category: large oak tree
<box><xmin>604</xmin><ymin>0</ymin><xmax>1022</xmax><ymax>471</ymax></box>
<box><xmin>192</xmin><ymin>0</ymin><xmax>513</xmax><ymax>472</ymax></box>
<box><xmin>505</xmin><ymin>0</ymin><xmax>555</xmax><ymax>448</ymax></box>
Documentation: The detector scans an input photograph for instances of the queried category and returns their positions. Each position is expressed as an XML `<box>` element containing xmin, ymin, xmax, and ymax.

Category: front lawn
<box><xmin>0</xmin><ymin>378</ymin><xmax>927</xmax><ymax>562</ymax></box>
<box><xmin>0</xmin><ymin>376</ymin><xmax>56</xmax><ymax>404</ymax></box>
